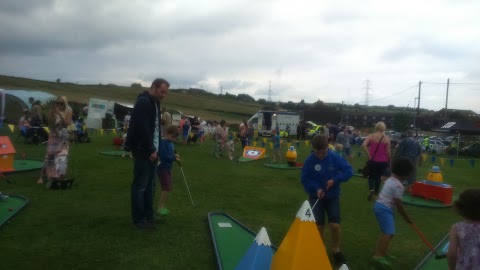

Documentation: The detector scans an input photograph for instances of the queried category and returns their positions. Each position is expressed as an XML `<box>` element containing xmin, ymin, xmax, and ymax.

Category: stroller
<box><xmin>25</xmin><ymin>117</ymin><xmax>49</xmax><ymax>144</ymax></box>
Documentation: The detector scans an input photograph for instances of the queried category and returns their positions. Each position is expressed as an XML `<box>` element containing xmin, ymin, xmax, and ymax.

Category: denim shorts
<box><xmin>374</xmin><ymin>201</ymin><xmax>395</xmax><ymax>235</ymax></box>
<box><xmin>309</xmin><ymin>196</ymin><xmax>341</xmax><ymax>225</ymax></box>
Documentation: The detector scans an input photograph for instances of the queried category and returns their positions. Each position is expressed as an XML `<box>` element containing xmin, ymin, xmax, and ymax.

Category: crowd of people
<box><xmin>3</xmin><ymin>79</ymin><xmax>478</xmax><ymax>269</ymax></box>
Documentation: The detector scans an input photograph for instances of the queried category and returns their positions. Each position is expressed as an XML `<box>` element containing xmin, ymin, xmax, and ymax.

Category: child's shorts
<box><xmin>309</xmin><ymin>196</ymin><xmax>341</xmax><ymax>226</ymax></box>
<box><xmin>374</xmin><ymin>201</ymin><xmax>395</xmax><ymax>235</ymax></box>
<box><xmin>157</xmin><ymin>169</ymin><xmax>172</xmax><ymax>191</ymax></box>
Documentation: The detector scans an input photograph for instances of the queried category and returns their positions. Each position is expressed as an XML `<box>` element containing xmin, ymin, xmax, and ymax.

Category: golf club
<box><xmin>0</xmin><ymin>173</ymin><xmax>12</xmax><ymax>184</ymax></box>
<box><xmin>312</xmin><ymin>198</ymin><xmax>319</xmax><ymax>210</ymax></box>
<box><xmin>174</xmin><ymin>150</ymin><xmax>195</xmax><ymax>207</ymax></box>
<box><xmin>411</xmin><ymin>223</ymin><xmax>446</xmax><ymax>259</ymax></box>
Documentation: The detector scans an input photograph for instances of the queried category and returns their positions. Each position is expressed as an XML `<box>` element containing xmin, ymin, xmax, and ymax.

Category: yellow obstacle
<box><xmin>270</xmin><ymin>201</ymin><xmax>332</xmax><ymax>270</ymax></box>
<box><xmin>426</xmin><ymin>166</ymin><xmax>443</xmax><ymax>183</ymax></box>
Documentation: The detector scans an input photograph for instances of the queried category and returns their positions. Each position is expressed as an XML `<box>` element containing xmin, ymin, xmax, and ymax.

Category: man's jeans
<box><xmin>131</xmin><ymin>154</ymin><xmax>156</xmax><ymax>223</ymax></box>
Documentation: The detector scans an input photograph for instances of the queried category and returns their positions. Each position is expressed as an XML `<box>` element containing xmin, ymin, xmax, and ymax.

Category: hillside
<box><xmin>0</xmin><ymin>75</ymin><xmax>262</xmax><ymax>123</ymax></box>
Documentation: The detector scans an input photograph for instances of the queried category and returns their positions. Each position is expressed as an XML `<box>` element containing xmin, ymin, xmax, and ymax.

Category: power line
<box><xmin>423</xmin><ymin>82</ymin><xmax>480</xmax><ymax>85</ymax></box>
<box><xmin>360</xmin><ymin>84</ymin><xmax>418</xmax><ymax>104</ymax></box>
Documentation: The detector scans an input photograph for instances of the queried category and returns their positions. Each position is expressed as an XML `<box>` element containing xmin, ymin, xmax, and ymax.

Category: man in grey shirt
<box><xmin>335</xmin><ymin>125</ymin><xmax>353</xmax><ymax>163</ymax></box>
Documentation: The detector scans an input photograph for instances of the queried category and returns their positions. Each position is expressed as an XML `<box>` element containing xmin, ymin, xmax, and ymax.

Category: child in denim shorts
<box><xmin>301</xmin><ymin>134</ymin><xmax>353</xmax><ymax>266</ymax></box>
<box><xmin>372</xmin><ymin>157</ymin><xmax>413</xmax><ymax>267</ymax></box>
<box><xmin>156</xmin><ymin>125</ymin><xmax>180</xmax><ymax>216</ymax></box>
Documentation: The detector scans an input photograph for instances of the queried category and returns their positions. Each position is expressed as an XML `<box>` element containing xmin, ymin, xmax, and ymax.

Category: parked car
<box><xmin>429</xmin><ymin>139</ymin><xmax>448</xmax><ymax>154</ymax></box>
<box><xmin>308</xmin><ymin>125</ymin><xmax>325</xmax><ymax>138</ymax></box>
<box><xmin>460</xmin><ymin>143</ymin><xmax>480</xmax><ymax>157</ymax></box>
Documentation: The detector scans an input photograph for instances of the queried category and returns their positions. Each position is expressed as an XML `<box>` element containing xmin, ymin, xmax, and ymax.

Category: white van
<box><xmin>248</xmin><ymin>110</ymin><xmax>300</xmax><ymax>137</ymax></box>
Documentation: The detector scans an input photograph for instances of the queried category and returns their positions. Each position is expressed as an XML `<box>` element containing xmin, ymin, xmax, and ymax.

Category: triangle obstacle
<box><xmin>270</xmin><ymin>200</ymin><xmax>332</xmax><ymax>270</ymax></box>
<box><xmin>234</xmin><ymin>227</ymin><xmax>273</xmax><ymax>270</ymax></box>
<box><xmin>242</xmin><ymin>146</ymin><xmax>267</xmax><ymax>160</ymax></box>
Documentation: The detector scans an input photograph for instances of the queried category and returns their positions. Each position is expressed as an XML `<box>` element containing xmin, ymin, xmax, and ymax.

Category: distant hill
<box><xmin>0</xmin><ymin>75</ymin><xmax>262</xmax><ymax>123</ymax></box>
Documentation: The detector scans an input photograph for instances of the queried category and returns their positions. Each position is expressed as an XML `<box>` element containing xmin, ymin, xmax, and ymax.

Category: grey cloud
<box><xmin>0</xmin><ymin>0</ymin><xmax>55</xmax><ymax>14</ymax></box>
<box><xmin>218</xmin><ymin>80</ymin><xmax>254</xmax><ymax>91</ymax></box>
<box><xmin>382</xmin><ymin>37</ymin><xmax>473</xmax><ymax>62</ymax></box>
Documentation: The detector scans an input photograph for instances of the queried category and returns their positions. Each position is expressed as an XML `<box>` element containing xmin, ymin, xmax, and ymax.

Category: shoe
<box><xmin>157</xmin><ymin>208</ymin><xmax>170</xmax><ymax>216</ymax></box>
<box><xmin>332</xmin><ymin>252</ymin><xmax>347</xmax><ymax>265</ymax></box>
<box><xmin>133</xmin><ymin>220</ymin><xmax>156</xmax><ymax>230</ymax></box>
<box><xmin>367</xmin><ymin>190</ymin><xmax>374</xmax><ymax>201</ymax></box>
<box><xmin>372</xmin><ymin>256</ymin><xmax>391</xmax><ymax>268</ymax></box>
<box><xmin>0</xmin><ymin>192</ymin><xmax>9</xmax><ymax>201</ymax></box>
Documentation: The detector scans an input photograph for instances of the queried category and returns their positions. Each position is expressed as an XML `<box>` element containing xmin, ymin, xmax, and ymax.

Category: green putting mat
<box><xmin>264</xmin><ymin>162</ymin><xmax>303</xmax><ymax>169</ymax></box>
<box><xmin>99</xmin><ymin>150</ymin><xmax>125</xmax><ymax>156</ymax></box>
<box><xmin>237</xmin><ymin>155</ymin><xmax>269</xmax><ymax>162</ymax></box>
<box><xmin>208</xmin><ymin>212</ymin><xmax>277</xmax><ymax>270</ymax></box>
<box><xmin>12</xmin><ymin>160</ymin><xmax>43</xmax><ymax>172</ymax></box>
<box><xmin>414</xmin><ymin>234</ymin><xmax>449</xmax><ymax>270</ymax></box>
<box><xmin>402</xmin><ymin>194</ymin><xmax>456</xmax><ymax>208</ymax></box>
<box><xmin>0</xmin><ymin>195</ymin><xmax>29</xmax><ymax>228</ymax></box>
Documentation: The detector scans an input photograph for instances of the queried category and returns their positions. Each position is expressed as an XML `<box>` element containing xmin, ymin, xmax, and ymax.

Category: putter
<box><xmin>0</xmin><ymin>173</ymin><xmax>12</xmax><ymax>184</ymax></box>
<box><xmin>311</xmin><ymin>198</ymin><xmax>319</xmax><ymax>210</ymax></box>
<box><xmin>411</xmin><ymin>223</ymin><xmax>447</xmax><ymax>259</ymax></box>
<box><xmin>174</xmin><ymin>150</ymin><xmax>195</xmax><ymax>207</ymax></box>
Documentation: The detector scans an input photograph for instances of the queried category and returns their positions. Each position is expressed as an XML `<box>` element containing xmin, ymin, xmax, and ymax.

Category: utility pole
<box><xmin>416</xmin><ymin>81</ymin><xmax>422</xmax><ymax>131</ymax></box>
<box><xmin>268</xmin><ymin>80</ymin><xmax>272</xmax><ymax>102</ymax></box>
<box><xmin>340</xmin><ymin>101</ymin><xmax>344</xmax><ymax>124</ymax></box>
<box><xmin>364</xmin><ymin>79</ymin><xmax>371</xmax><ymax>106</ymax></box>
<box><xmin>220</xmin><ymin>84</ymin><xmax>223</xmax><ymax>95</ymax></box>
<box><xmin>444</xmin><ymin>78</ymin><xmax>450</xmax><ymax>122</ymax></box>
<box><xmin>414</xmin><ymin>97</ymin><xmax>419</xmax><ymax>129</ymax></box>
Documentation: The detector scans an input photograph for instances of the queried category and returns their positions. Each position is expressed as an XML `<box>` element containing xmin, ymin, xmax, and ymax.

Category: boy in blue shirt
<box><xmin>157</xmin><ymin>125</ymin><xmax>180</xmax><ymax>216</ymax></box>
<box><xmin>301</xmin><ymin>134</ymin><xmax>353</xmax><ymax>266</ymax></box>
<box><xmin>271</xmin><ymin>130</ymin><xmax>282</xmax><ymax>163</ymax></box>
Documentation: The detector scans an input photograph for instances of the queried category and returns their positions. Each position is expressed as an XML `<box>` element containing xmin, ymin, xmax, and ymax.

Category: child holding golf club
<box><xmin>156</xmin><ymin>125</ymin><xmax>181</xmax><ymax>216</ymax></box>
<box><xmin>301</xmin><ymin>134</ymin><xmax>353</xmax><ymax>266</ymax></box>
<box><xmin>447</xmin><ymin>188</ymin><xmax>480</xmax><ymax>270</ymax></box>
<box><xmin>372</xmin><ymin>157</ymin><xmax>413</xmax><ymax>267</ymax></box>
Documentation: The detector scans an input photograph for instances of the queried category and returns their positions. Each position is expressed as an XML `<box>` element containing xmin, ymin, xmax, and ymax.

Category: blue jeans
<box><xmin>131</xmin><ymin>154</ymin><xmax>156</xmax><ymax>223</ymax></box>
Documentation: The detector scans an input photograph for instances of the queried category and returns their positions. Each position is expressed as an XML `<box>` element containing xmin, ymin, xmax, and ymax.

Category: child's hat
<box><xmin>431</xmin><ymin>166</ymin><xmax>441</xmax><ymax>173</ymax></box>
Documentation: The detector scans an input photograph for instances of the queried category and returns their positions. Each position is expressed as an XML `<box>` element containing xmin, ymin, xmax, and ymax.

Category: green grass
<box><xmin>1</xmin><ymin>128</ymin><xmax>479</xmax><ymax>270</ymax></box>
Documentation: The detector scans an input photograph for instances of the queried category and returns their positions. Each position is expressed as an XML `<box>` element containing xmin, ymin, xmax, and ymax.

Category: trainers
<box><xmin>367</xmin><ymin>190</ymin><xmax>375</xmax><ymax>201</ymax></box>
<box><xmin>372</xmin><ymin>256</ymin><xmax>391</xmax><ymax>268</ymax></box>
<box><xmin>0</xmin><ymin>192</ymin><xmax>9</xmax><ymax>201</ymax></box>
<box><xmin>157</xmin><ymin>208</ymin><xmax>170</xmax><ymax>216</ymax></box>
<box><xmin>332</xmin><ymin>252</ymin><xmax>347</xmax><ymax>265</ymax></box>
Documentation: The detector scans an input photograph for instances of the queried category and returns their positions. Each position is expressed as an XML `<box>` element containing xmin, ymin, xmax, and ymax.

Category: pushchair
<box><xmin>25</xmin><ymin>117</ymin><xmax>49</xmax><ymax>144</ymax></box>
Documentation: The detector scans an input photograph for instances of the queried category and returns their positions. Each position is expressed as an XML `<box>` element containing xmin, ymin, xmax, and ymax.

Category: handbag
<box><xmin>362</xmin><ymin>136</ymin><xmax>384</xmax><ymax>178</ymax></box>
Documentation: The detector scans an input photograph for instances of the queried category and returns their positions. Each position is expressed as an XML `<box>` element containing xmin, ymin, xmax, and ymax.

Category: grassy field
<box><xmin>1</xmin><ymin>127</ymin><xmax>478</xmax><ymax>270</ymax></box>
<box><xmin>0</xmin><ymin>75</ymin><xmax>261</xmax><ymax>123</ymax></box>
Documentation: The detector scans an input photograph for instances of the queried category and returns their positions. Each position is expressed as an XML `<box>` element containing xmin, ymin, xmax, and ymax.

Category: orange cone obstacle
<box><xmin>270</xmin><ymin>201</ymin><xmax>333</xmax><ymax>270</ymax></box>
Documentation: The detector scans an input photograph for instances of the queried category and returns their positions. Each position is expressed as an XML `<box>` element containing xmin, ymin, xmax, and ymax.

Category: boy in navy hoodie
<box><xmin>301</xmin><ymin>134</ymin><xmax>353</xmax><ymax>266</ymax></box>
<box><xmin>156</xmin><ymin>125</ymin><xmax>180</xmax><ymax>216</ymax></box>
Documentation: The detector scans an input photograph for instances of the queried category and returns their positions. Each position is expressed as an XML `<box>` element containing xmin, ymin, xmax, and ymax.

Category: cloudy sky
<box><xmin>1</xmin><ymin>0</ymin><xmax>479</xmax><ymax>112</ymax></box>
